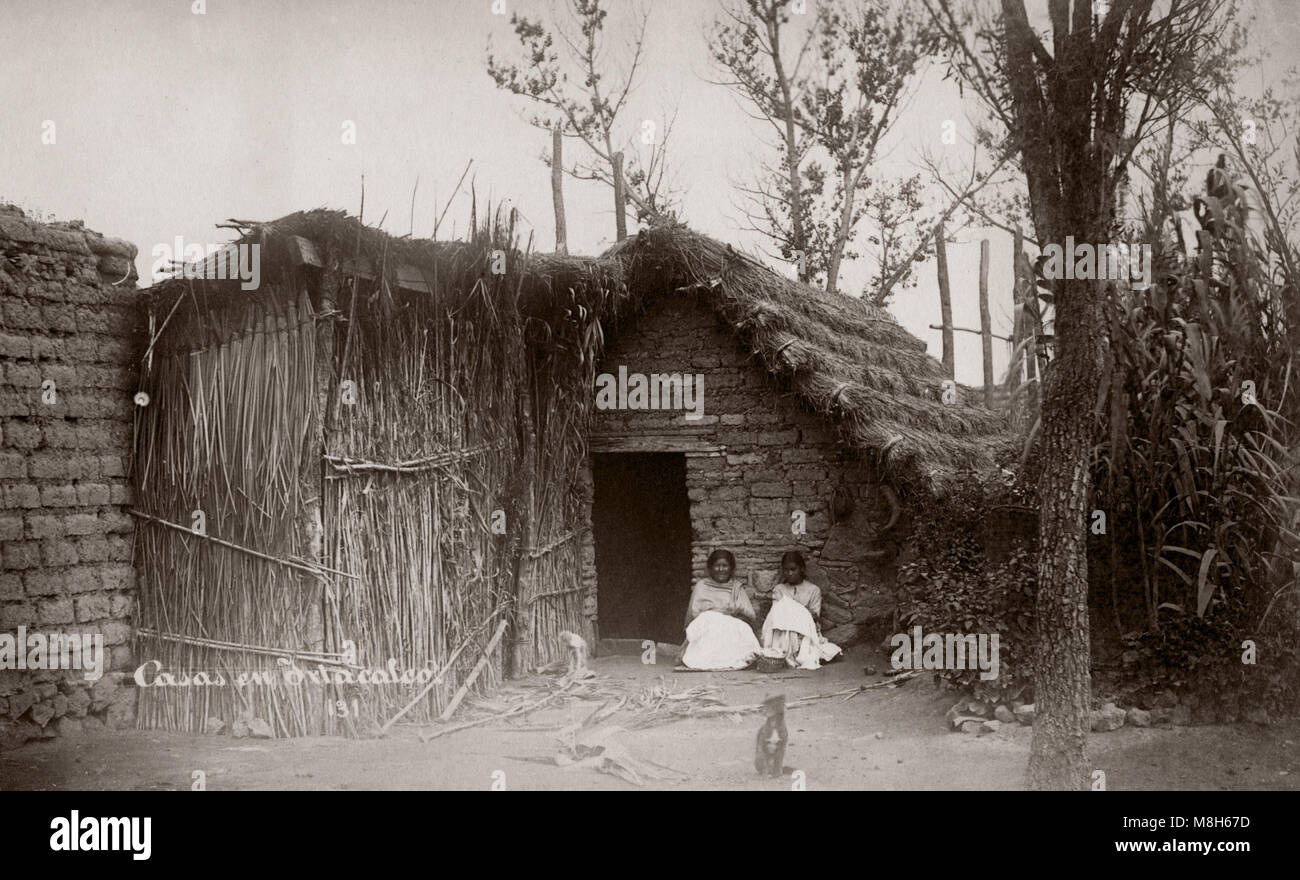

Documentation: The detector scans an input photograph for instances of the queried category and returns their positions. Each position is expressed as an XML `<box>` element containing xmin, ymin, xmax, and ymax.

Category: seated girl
<box><xmin>680</xmin><ymin>549</ymin><xmax>762</xmax><ymax>671</ymax></box>
<box><xmin>761</xmin><ymin>551</ymin><xmax>842</xmax><ymax>670</ymax></box>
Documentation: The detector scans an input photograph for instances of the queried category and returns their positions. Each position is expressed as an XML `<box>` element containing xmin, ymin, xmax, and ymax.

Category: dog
<box><xmin>754</xmin><ymin>694</ymin><xmax>788</xmax><ymax>777</ymax></box>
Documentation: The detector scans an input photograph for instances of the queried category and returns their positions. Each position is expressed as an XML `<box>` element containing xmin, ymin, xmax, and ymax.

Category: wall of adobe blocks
<box><xmin>0</xmin><ymin>205</ymin><xmax>143</xmax><ymax>749</ymax></box>
<box><xmin>582</xmin><ymin>293</ymin><xmax>903</xmax><ymax>643</ymax></box>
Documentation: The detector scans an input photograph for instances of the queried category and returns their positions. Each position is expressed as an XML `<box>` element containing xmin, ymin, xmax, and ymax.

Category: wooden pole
<box><xmin>612</xmin><ymin>151</ymin><xmax>628</xmax><ymax>242</ymax></box>
<box><xmin>551</xmin><ymin>127</ymin><xmax>568</xmax><ymax>255</ymax></box>
<box><xmin>935</xmin><ymin>223</ymin><xmax>954</xmax><ymax>379</ymax></box>
<box><xmin>511</xmin><ymin>372</ymin><xmax>539</xmax><ymax>677</ymax></box>
<box><xmin>311</xmin><ymin>261</ymin><xmax>345</xmax><ymax>734</ymax></box>
<box><xmin>979</xmin><ymin>238</ymin><xmax>993</xmax><ymax>407</ymax></box>
<box><xmin>1013</xmin><ymin>227</ymin><xmax>1040</xmax><ymax>411</ymax></box>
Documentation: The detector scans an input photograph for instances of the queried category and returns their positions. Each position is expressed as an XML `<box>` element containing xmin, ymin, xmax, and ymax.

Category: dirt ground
<box><xmin>2</xmin><ymin>645</ymin><xmax>1296</xmax><ymax>791</ymax></box>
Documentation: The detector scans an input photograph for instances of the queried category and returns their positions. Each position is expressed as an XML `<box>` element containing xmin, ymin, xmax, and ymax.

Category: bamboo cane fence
<box><xmin>133</xmin><ymin>210</ymin><xmax>620</xmax><ymax>735</ymax></box>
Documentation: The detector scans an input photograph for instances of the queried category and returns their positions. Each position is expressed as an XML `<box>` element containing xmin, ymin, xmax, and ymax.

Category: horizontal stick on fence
<box><xmin>324</xmin><ymin>440</ymin><xmax>507</xmax><ymax>476</ymax></box>
<box><xmin>524</xmin><ymin>528</ymin><xmax>584</xmax><ymax>559</ymax></box>
<box><xmin>927</xmin><ymin>323</ymin><xmax>1013</xmax><ymax>343</ymax></box>
<box><xmin>526</xmin><ymin>586</ymin><xmax>585</xmax><ymax>602</ymax></box>
<box><xmin>128</xmin><ymin>508</ymin><xmax>359</xmax><ymax>580</ymax></box>
<box><xmin>137</xmin><ymin>627</ymin><xmax>350</xmax><ymax>665</ymax></box>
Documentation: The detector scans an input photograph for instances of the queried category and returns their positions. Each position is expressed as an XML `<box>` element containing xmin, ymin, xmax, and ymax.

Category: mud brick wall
<box><xmin>582</xmin><ymin>293</ymin><xmax>908</xmax><ymax>645</ymax></box>
<box><xmin>0</xmin><ymin>205</ymin><xmax>143</xmax><ymax>750</ymax></box>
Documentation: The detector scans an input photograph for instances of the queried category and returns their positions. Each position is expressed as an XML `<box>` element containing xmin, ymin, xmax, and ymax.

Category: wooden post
<box><xmin>511</xmin><ymin>373</ymin><xmax>539</xmax><ymax>677</ymax></box>
<box><xmin>935</xmin><ymin>223</ymin><xmax>954</xmax><ymax>379</ymax></box>
<box><xmin>1013</xmin><ymin>227</ymin><xmax>1040</xmax><ymax>411</ymax></box>
<box><xmin>1007</xmin><ymin>232</ymin><xmax>1025</xmax><ymax>406</ymax></box>
<box><xmin>311</xmin><ymin>256</ymin><xmax>350</xmax><ymax>734</ymax></box>
<box><xmin>551</xmin><ymin>127</ymin><xmax>568</xmax><ymax>255</ymax></box>
<box><xmin>612</xmin><ymin>151</ymin><xmax>628</xmax><ymax>242</ymax></box>
<box><xmin>979</xmin><ymin>238</ymin><xmax>993</xmax><ymax>407</ymax></box>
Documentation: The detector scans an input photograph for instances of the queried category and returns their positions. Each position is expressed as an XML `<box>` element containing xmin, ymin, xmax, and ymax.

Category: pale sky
<box><xmin>2</xmin><ymin>0</ymin><xmax>1296</xmax><ymax>384</ymax></box>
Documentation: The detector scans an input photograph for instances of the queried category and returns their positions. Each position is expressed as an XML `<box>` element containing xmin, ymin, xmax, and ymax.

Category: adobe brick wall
<box><xmin>582</xmin><ymin>292</ymin><xmax>908</xmax><ymax>645</ymax></box>
<box><xmin>0</xmin><ymin>205</ymin><xmax>144</xmax><ymax>750</ymax></box>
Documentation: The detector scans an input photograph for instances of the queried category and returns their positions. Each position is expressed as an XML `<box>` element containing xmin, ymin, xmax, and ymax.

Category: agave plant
<box><xmin>1094</xmin><ymin>174</ymin><xmax>1300</xmax><ymax>635</ymax></box>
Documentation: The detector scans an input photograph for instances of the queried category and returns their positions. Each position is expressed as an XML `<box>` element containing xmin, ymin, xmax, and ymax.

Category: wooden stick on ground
<box><xmin>439</xmin><ymin>619</ymin><xmax>509</xmax><ymax>722</ymax></box>
<box><xmin>421</xmin><ymin>682</ymin><xmax>571</xmax><ymax>743</ymax></box>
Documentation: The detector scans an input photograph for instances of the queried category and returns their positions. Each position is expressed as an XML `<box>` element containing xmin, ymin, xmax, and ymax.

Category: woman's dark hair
<box><xmin>780</xmin><ymin>551</ymin><xmax>806</xmax><ymax>570</ymax></box>
<box><xmin>707</xmin><ymin>549</ymin><xmax>736</xmax><ymax>569</ymax></box>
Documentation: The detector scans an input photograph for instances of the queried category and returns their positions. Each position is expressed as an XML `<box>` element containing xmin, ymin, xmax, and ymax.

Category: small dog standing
<box><xmin>557</xmin><ymin>630</ymin><xmax>589</xmax><ymax>678</ymax></box>
<box><xmin>754</xmin><ymin>694</ymin><xmax>788</xmax><ymax>777</ymax></box>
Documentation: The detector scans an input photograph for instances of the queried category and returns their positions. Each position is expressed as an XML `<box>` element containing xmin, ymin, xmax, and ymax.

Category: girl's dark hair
<box><xmin>707</xmin><ymin>549</ymin><xmax>736</xmax><ymax>568</ymax></box>
<box><xmin>780</xmin><ymin>551</ymin><xmax>806</xmax><ymax>570</ymax></box>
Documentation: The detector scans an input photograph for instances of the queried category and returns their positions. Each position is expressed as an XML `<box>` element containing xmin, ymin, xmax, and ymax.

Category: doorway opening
<box><xmin>591</xmin><ymin>452</ymin><xmax>692</xmax><ymax>643</ymax></box>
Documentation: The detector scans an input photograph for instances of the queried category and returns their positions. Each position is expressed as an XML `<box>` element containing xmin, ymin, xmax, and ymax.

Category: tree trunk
<box><xmin>825</xmin><ymin>162</ymin><xmax>861</xmax><ymax>295</ymax></box>
<box><xmin>979</xmin><ymin>237</ymin><xmax>993</xmax><ymax>407</ymax></box>
<box><xmin>612</xmin><ymin>151</ymin><xmax>628</xmax><ymax>242</ymax></box>
<box><xmin>767</xmin><ymin>12</ymin><xmax>807</xmax><ymax>282</ymax></box>
<box><xmin>1027</xmin><ymin>276</ymin><xmax>1101</xmax><ymax>791</ymax></box>
<box><xmin>935</xmin><ymin>223</ymin><xmax>954</xmax><ymax>379</ymax></box>
<box><xmin>552</xmin><ymin>127</ymin><xmax>567</xmax><ymax>255</ymax></box>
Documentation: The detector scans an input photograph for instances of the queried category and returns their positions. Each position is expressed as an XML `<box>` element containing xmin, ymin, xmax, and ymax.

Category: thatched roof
<box><xmin>145</xmin><ymin>209</ymin><xmax>628</xmax><ymax>352</ymax></box>
<box><xmin>605</xmin><ymin>225</ymin><xmax>1015</xmax><ymax>489</ymax></box>
<box><xmin>147</xmin><ymin>210</ymin><xmax>1015</xmax><ymax>490</ymax></box>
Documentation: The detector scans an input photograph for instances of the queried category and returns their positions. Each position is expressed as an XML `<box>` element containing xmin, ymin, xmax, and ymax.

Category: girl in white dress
<box><xmin>762</xmin><ymin>551</ymin><xmax>842</xmax><ymax>669</ymax></box>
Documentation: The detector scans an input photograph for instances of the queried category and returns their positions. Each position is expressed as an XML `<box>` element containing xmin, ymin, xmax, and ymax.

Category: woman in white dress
<box><xmin>761</xmin><ymin>551</ymin><xmax>842</xmax><ymax>669</ymax></box>
<box><xmin>680</xmin><ymin>549</ymin><xmax>762</xmax><ymax>670</ymax></box>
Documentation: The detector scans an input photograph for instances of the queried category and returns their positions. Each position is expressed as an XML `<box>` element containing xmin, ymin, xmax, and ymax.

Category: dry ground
<box><xmin>1</xmin><ymin>645</ymin><xmax>1296</xmax><ymax>791</ymax></box>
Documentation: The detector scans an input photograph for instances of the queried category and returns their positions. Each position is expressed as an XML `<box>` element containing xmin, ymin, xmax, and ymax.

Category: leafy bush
<box><xmin>898</xmin><ymin>475</ymin><xmax>1037</xmax><ymax>705</ymax></box>
<box><xmin>1100</xmin><ymin>593</ymin><xmax>1300</xmax><ymax>720</ymax></box>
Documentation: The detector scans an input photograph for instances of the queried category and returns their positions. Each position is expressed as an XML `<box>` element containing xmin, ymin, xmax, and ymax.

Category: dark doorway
<box><xmin>591</xmin><ymin>453</ymin><xmax>692</xmax><ymax>643</ymax></box>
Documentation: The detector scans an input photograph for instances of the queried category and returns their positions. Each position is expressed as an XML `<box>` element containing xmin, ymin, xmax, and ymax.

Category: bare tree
<box><xmin>486</xmin><ymin>0</ymin><xmax>677</xmax><ymax>237</ymax></box>
<box><xmin>860</xmin><ymin>173</ymin><xmax>928</xmax><ymax>304</ymax></box>
<box><xmin>924</xmin><ymin>0</ymin><xmax>1241</xmax><ymax>791</ymax></box>
<box><xmin>874</xmin><ymin>141</ymin><xmax>1016</xmax><ymax>305</ymax></box>
<box><xmin>709</xmin><ymin>0</ymin><xmax>818</xmax><ymax>281</ymax></box>
<box><xmin>800</xmin><ymin>1</ymin><xmax>940</xmax><ymax>293</ymax></box>
<box><xmin>710</xmin><ymin>0</ymin><xmax>938</xmax><ymax>294</ymax></box>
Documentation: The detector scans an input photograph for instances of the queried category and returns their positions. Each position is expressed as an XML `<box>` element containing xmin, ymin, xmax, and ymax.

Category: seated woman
<box><xmin>680</xmin><ymin>549</ymin><xmax>762</xmax><ymax>671</ymax></box>
<box><xmin>761</xmin><ymin>551</ymin><xmax>842</xmax><ymax>670</ymax></box>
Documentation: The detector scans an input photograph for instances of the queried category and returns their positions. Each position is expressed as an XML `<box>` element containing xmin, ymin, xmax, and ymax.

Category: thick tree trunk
<box><xmin>994</xmin><ymin>0</ymin><xmax>1111</xmax><ymax>790</ymax></box>
<box><xmin>1027</xmin><ymin>276</ymin><xmax>1102</xmax><ymax>791</ymax></box>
